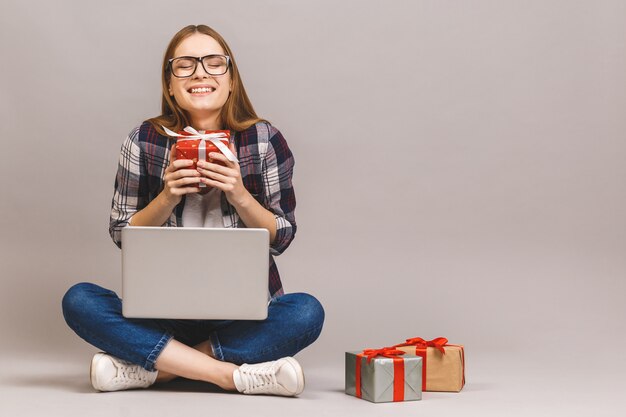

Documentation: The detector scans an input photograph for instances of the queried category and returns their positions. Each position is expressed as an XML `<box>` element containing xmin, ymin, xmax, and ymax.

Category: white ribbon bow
<box><xmin>162</xmin><ymin>126</ymin><xmax>238</xmax><ymax>163</ymax></box>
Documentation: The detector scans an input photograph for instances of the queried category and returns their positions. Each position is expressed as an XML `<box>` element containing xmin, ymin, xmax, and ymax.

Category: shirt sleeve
<box><xmin>109</xmin><ymin>127</ymin><xmax>148</xmax><ymax>248</ymax></box>
<box><xmin>263</xmin><ymin>128</ymin><xmax>297</xmax><ymax>256</ymax></box>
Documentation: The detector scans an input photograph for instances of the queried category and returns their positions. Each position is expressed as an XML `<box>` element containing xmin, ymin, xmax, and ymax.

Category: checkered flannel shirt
<box><xmin>109</xmin><ymin>121</ymin><xmax>296</xmax><ymax>297</ymax></box>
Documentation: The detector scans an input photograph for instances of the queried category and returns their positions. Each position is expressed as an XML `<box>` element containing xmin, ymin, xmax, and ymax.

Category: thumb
<box><xmin>169</xmin><ymin>143</ymin><xmax>177</xmax><ymax>165</ymax></box>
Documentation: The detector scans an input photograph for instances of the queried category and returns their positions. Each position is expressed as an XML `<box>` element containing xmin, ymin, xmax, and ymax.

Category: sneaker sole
<box><xmin>283</xmin><ymin>357</ymin><xmax>305</xmax><ymax>396</ymax></box>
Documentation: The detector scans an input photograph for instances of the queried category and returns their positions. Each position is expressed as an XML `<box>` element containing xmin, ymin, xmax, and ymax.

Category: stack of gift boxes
<box><xmin>345</xmin><ymin>337</ymin><xmax>465</xmax><ymax>403</ymax></box>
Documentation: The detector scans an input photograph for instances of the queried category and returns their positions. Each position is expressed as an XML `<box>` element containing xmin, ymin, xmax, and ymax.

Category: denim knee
<box><xmin>282</xmin><ymin>292</ymin><xmax>325</xmax><ymax>338</ymax></box>
<box><xmin>61</xmin><ymin>282</ymin><xmax>104</xmax><ymax>328</ymax></box>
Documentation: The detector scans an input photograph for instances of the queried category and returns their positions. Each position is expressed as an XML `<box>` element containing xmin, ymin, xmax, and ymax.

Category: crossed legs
<box><xmin>62</xmin><ymin>282</ymin><xmax>324</xmax><ymax>392</ymax></box>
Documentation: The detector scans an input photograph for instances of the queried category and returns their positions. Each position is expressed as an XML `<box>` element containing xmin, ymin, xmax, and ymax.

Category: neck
<box><xmin>190</xmin><ymin>113</ymin><xmax>222</xmax><ymax>131</ymax></box>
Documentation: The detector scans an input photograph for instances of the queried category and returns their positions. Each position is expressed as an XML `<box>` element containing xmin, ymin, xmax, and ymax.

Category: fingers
<box><xmin>197</xmin><ymin>159</ymin><xmax>236</xmax><ymax>176</ymax></box>
<box><xmin>206</xmin><ymin>150</ymin><xmax>238</xmax><ymax>168</ymax></box>
<box><xmin>165</xmin><ymin>168</ymin><xmax>201</xmax><ymax>181</ymax></box>
<box><xmin>167</xmin><ymin>144</ymin><xmax>183</xmax><ymax>174</ymax></box>
<box><xmin>164</xmin><ymin>169</ymin><xmax>203</xmax><ymax>193</ymax></box>
<box><xmin>164</xmin><ymin>161</ymin><xmax>202</xmax><ymax>194</ymax></box>
<box><xmin>166</xmin><ymin>175</ymin><xmax>202</xmax><ymax>188</ymax></box>
<box><xmin>168</xmin><ymin>185</ymin><xmax>202</xmax><ymax>196</ymax></box>
<box><xmin>197</xmin><ymin>165</ymin><xmax>239</xmax><ymax>190</ymax></box>
<box><xmin>169</xmin><ymin>143</ymin><xmax>177</xmax><ymax>164</ymax></box>
<box><xmin>166</xmin><ymin>159</ymin><xmax>196</xmax><ymax>174</ymax></box>
<box><xmin>200</xmin><ymin>177</ymin><xmax>231</xmax><ymax>192</ymax></box>
<box><xmin>166</xmin><ymin>144</ymin><xmax>241</xmax><ymax>196</ymax></box>
<box><xmin>165</xmin><ymin>144</ymin><xmax>203</xmax><ymax>197</ymax></box>
<box><xmin>168</xmin><ymin>143</ymin><xmax>201</xmax><ymax>174</ymax></box>
<box><xmin>198</xmin><ymin>169</ymin><xmax>234</xmax><ymax>185</ymax></box>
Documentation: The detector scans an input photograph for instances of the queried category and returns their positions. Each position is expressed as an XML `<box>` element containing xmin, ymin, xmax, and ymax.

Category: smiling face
<box><xmin>168</xmin><ymin>33</ymin><xmax>232</xmax><ymax>129</ymax></box>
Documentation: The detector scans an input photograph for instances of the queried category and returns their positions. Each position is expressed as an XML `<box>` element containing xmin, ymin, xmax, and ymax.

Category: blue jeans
<box><xmin>62</xmin><ymin>282</ymin><xmax>324</xmax><ymax>371</ymax></box>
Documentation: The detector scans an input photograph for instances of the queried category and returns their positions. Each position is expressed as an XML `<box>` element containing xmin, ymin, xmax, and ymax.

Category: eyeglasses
<box><xmin>168</xmin><ymin>54</ymin><xmax>231</xmax><ymax>78</ymax></box>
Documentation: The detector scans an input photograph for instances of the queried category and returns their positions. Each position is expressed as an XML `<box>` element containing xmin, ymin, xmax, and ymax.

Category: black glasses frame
<box><xmin>168</xmin><ymin>54</ymin><xmax>231</xmax><ymax>78</ymax></box>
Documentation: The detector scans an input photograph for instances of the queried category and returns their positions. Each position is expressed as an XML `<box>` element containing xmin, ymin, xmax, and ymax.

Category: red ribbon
<box><xmin>395</xmin><ymin>337</ymin><xmax>449</xmax><ymax>354</ymax></box>
<box><xmin>393</xmin><ymin>337</ymin><xmax>449</xmax><ymax>390</ymax></box>
<box><xmin>355</xmin><ymin>347</ymin><xmax>405</xmax><ymax>402</ymax></box>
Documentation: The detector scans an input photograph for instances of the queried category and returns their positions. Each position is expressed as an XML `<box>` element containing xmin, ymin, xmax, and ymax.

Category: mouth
<box><xmin>188</xmin><ymin>86</ymin><xmax>216</xmax><ymax>95</ymax></box>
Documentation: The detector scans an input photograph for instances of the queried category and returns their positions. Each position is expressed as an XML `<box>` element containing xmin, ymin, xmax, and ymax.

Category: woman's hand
<box><xmin>161</xmin><ymin>144</ymin><xmax>202</xmax><ymax>206</ymax></box>
<box><xmin>196</xmin><ymin>142</ymin><xmax>277</xmax><ymax>242</ymax></box>
<box><xmin>196</xmin><ymin>143</ymin><xmax>250</xmax><ymax>207</ymax></box>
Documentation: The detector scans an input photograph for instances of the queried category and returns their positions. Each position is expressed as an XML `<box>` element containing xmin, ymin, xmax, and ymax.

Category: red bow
<box><xmin>361</xmin><ymin>347</ymin><xmax>405</xmax><ymax>363</ymax></box>
<box><xmin>356</xmin><ymin>347</ymin><xmax>406</xmax><ymax>401</ymax></box>
<box><xmin>394</xmin><ymin>337</ymin><xmax>448</xmax><ymax>355</ymax></box>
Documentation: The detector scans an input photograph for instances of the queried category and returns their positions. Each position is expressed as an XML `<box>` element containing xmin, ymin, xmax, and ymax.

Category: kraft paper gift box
<box><xmin>394</xmin><ymin>337</ymin><xmax>465</xmax><ymax>392</ymax></box>
<box><xmin>345</xmin><ymin>348</ymin><xmax>422</xmax><ymax>403</ymax></box>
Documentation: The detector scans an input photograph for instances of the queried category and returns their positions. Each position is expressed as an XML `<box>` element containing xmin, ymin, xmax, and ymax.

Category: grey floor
<box><xmin>1</xmin><ymin>348</ymin><xmax>624</xmax><ymax>417</ymax></box>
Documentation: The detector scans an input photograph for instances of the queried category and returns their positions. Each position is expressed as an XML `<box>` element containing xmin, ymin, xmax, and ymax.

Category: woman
<box><xmin>61</xmin><ymin>24</ymin><xmax>324</xmax><ymax>397</ymax></box>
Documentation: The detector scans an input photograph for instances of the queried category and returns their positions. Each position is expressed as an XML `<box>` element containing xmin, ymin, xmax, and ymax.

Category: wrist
<box><xmin>159</xmin><ymin>189</ymin><xmax>181</xmax><ymax>210</ymax></box>
<box><xmin>229</xmin><ymin>189</ymin><xmax>254</xmax><ymax>210</ymax></box>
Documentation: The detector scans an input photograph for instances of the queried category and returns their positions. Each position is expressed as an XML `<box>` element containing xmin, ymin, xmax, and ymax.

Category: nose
<box><xmin>192</xmin><ymin>58</ymin><xmax>211</xmax><ymax>79</ymax></box>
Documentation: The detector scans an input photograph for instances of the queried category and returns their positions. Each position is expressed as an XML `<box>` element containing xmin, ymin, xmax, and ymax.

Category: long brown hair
<box><xmin>148</xmin><ymin>25</ymin><xmax>266</xmax><ymax>134</ymax></box>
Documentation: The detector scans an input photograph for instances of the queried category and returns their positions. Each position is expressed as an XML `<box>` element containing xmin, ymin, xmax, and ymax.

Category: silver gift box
<box><xmin>345</xmin><ymin>351</ymin><xmax>422</xmax><ymax>403</ymax></box>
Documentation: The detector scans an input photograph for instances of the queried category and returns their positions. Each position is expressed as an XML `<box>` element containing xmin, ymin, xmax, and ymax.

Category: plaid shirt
<box><xmin>109</xmin><ymin>121</ymin><xmax>296</xmax><ymax>297</ymax></box>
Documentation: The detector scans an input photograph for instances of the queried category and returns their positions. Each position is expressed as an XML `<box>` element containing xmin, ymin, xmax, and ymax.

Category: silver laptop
<box><xmin>121</xmin><ymin>226</ymin><xmax>269</xmax><ymax>320</ymax></box>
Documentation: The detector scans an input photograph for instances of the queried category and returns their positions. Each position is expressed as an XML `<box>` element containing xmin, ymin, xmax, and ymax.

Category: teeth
<box><xmin>190</xmin><ymin>87</ymin><xmax>215</xmax><ymax>93</ymax></box>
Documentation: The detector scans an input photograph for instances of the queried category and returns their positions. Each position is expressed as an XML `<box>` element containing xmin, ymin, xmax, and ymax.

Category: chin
<box><xmin>186</xmin><ymin>101</ymin><xmax>226</xmax><ymax>112</ymax></box>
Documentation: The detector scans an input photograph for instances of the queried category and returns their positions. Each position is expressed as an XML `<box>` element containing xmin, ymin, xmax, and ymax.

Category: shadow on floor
<box><xmin>151</xmin><ymin>378</ymin><xmax>233</xmax><ymax>394</ymax></box>
<box><xmin>8</xmin><ymin>373</ymin><xmax>94</xmax><ymax>394</ymax></box>
<box><xmin>6</xmin><ymin>373</ymin><xmax>236</xmax><ymax>395</ymax></box>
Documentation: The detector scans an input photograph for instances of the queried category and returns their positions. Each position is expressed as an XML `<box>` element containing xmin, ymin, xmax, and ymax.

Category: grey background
<box><xmin>1</xmin><ymin>0</ymin><xmax>625</xmax><ymax>415</ymax></box>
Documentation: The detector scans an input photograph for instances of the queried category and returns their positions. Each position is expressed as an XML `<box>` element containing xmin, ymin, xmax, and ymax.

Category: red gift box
<box><xmin>174</xmin><ymin>129</ymin><xmax>231</xmax><ymax>170</ymax></box>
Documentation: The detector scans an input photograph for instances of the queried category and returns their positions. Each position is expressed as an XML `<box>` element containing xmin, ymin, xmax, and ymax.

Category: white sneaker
<box><xmin>233</xmin><ymin>357</ymin><xmax>305</xmax><ymax>396</ymax></box>
<box><xmin>90</xmin><ymin>352</ymin><xmax>158</xmax><ymax>392</ymax></box>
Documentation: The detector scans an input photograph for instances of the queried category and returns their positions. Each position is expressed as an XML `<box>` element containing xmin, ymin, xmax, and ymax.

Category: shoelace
<box><xmin>240</xmin><ymin>362</ymin><xmax>280</xmax><ymax>393</ymax></box>
<box><xmin>115</xmin><ymin>361</ymin><xmax>150</xmax><ymax>383</ymax></box>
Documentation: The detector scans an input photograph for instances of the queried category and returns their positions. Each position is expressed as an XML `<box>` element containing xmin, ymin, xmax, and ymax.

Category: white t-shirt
<box><xmin>182</xmin><ymin>187</ymin><xmax>225</xmax><ymax>228</ymax></box>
